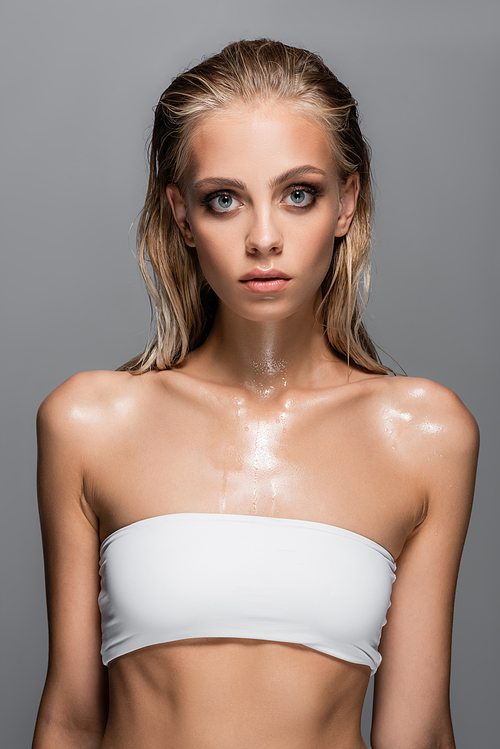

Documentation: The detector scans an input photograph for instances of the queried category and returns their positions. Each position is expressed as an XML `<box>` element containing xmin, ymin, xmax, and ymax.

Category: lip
<box><xmin>239</xmin><ymin>268</ymin><xmax>291</xmax><ymax>295</ymax></box>
<box><xmin>241</xmin><ymin>278</ymin><xmax>290</xmax><ymax>293</ymax></box>
<box><xmin>239</xmin><ymin>268</ymin><xmax>291</xmax><ymax>282</ymax></box>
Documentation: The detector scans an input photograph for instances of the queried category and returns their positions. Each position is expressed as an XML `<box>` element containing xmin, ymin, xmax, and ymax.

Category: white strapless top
<box><xmin>98</xmin><ymin>513</ymin><xmax>396</xmax><ymax>674</ymax></box>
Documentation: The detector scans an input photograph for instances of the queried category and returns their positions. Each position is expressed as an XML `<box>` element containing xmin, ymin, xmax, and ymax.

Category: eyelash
<box><xmin>284</xmin><ymin>185</ymin><xmax>321</xmax><ymax>208</ymax></box>
<box><xmin>200</xmin><ymin>184</ymin><xmax>322</xmax><ymax>215</ymax></box>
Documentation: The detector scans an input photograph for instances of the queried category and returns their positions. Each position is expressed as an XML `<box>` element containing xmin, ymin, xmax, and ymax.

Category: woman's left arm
<box><xmin>371</xmin><ymin>382</ymin><xmax>479</xmax><ymax>749</ymax></box>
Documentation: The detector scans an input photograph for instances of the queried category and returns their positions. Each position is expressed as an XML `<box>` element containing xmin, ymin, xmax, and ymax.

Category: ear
<box><xmin>335</xmin><ymin>173</ymin><xmax>360</xmax><ymax>237</ymax></box>
<box><xmin>166</xmin><ymin>184</ymin><xmax>196</xmax><ymax>247</ymax></box>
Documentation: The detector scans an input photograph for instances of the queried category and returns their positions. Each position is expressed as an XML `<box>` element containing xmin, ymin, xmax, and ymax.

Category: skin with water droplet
<box><xmin>39</xmin><ymin>101</ymin><xmax>479</xmax><ymax>749</ymax></box>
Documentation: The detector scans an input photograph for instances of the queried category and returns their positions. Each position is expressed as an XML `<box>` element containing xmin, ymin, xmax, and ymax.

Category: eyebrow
<box><xmin>193</xmin><ymin>165</ymin><xmax>327</xmax><ymax>192</ymax></box>
<box><xmin>269</xmin><ymin>165</ymin><xmax>327</xmax><ymax>188</ymax></box>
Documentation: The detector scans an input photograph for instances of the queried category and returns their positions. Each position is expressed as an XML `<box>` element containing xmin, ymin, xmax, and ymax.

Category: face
<box><xmin>167</xmin><ymin>102</ymin><xmax>359</xmax><ymax>323</ymax></box>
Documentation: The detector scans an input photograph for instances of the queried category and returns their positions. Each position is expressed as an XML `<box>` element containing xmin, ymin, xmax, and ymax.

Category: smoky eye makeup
<box><xmin>197</xmin><ymin>179</ymin><xmax>326</xmax><ymax>216</ymax></box>
<box><xmin>199</xmin><ymin>190</ymin><xmax>241</xmax><ymax>214</ymax></box>
<box><xmin>282</xmin><ymin>183</ymin><xmax>324</xmax><ymax>208</ymax></box>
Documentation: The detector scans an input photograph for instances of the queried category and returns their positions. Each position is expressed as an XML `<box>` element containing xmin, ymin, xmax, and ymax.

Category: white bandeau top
<box><xmin>98</xmin><ymin>513</ymin><xmax>396</xmax><ymax>674</ymax></box>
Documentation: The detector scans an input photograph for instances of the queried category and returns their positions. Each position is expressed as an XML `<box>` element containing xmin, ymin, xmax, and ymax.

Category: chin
<box><xmin>235</xmin><ymin>301</ymin><xmax>304</xmax><ymax>323</ymax></box>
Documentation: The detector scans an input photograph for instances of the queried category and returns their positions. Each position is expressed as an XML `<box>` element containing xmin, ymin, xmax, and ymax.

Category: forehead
<box><xmin>186</xmin><ymin>102</ymin><xmax>336</xmax><ymax>187</ymax></box>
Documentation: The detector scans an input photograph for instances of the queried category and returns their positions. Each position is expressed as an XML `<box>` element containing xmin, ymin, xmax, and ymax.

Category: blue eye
<box><xmin>286</xmin><ymin>189</ymin><xmax>314</xmax><ymax>207</ymax></box>
<box><xmin>211</xmin><ymin>194</ymin><xmax>236</xmax><ymax>211</ymax></box>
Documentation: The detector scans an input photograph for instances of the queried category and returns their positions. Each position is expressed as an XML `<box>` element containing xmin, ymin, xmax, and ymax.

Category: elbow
<box><xmin>33</xmin><ymin>698</ymin><xmax>107</xmax><ymax>749</ymax></box>
<box><xmin>371</xmin><ymin>725</ymin><xmax>456</xmax><ymax>749</ymax></box>
<box><xmin>33</xmin><ymin>719</ymin><xmax>106</xmax><ymax>749</ymax></box>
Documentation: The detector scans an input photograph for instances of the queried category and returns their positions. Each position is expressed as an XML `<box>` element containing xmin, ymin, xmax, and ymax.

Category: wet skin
<box><xmin>94</xmin><ymin>367</ymin><xmax>429</xmax><ymax>749</ymax></box>
<box><xmin>33</xmin><ymin>103</ymin><xmax>478</xmax><ymax>749</ymax></box>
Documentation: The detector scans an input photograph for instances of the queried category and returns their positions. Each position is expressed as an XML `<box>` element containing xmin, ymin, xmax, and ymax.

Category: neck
<box><xmin>188</xmin><ymin>298</ymin><xmax>344</xmax><ymax>397</ymax></box>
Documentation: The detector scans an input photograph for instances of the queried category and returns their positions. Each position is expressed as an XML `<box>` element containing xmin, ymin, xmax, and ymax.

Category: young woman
<box><xmin>32</xmin><ymin>40</ymin><xmax>479</xmax><ymax>749</ymax></box>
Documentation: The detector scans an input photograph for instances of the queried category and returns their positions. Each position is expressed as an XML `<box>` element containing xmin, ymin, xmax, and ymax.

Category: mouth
<box><xmin>240</xmin><ymin>276</ymin><xmax>291</xmax><ymax>294</ymax></box>
<box><xmin>239</xmin><ymin>268</ymin><xmax>291</xmax><ymax>294</ymax></box>
<box><xmin>239</xmin><ymin>267</ymin><xmax>290</xmax><ymax>281</ymax></box>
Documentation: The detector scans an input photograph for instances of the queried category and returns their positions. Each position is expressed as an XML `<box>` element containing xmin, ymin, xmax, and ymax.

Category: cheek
<box><xmin>190</xmin><ymin>225</ymin><xmax>236</xmax><ymax>288</ymax></box>
<box><xmin>297</xmin><ymin>223</ymin><xmax>337</xmax><ymax>296</ymax></box>
<box><xmin>295</xmin><ymin>214</ymin><xmax>337</xmax><ymax>268</ymax></box>
<box><xmin>307</xmin><ymin>246</ymin><xmax>335</xmax><ymax>295</ymax></box>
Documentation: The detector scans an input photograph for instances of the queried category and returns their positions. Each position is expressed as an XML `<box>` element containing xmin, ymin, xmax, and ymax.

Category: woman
<box><xmin>32</xmin><ymin>39</ymin><xmax>479</xmax><ymax>749</ymax></box>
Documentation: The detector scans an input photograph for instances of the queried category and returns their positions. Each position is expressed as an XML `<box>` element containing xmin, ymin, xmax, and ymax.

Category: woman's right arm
<box><xmin>32</xmin><ymin>376</ymin><xmax>108</xmax><ymax>748</ymax></box>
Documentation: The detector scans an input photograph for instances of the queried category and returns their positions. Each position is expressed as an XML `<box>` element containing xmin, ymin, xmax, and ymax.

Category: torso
<box><xmin>74</xmin><ymin>365</ymin><xmax>433</xmax><ymax>748</ymax></box>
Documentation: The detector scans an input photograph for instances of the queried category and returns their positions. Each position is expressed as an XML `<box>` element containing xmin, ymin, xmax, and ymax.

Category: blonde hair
<box><xmin>121</xmin><ymin>39</ymin><xmax>391</xmax><ymax>374</ymax></box>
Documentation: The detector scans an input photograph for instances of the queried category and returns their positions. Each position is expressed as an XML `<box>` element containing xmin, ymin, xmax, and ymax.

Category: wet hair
<box><xmin>120</xmin><ymin>38</ymin><xmax>391</xmax><ymax>374</ymax></box>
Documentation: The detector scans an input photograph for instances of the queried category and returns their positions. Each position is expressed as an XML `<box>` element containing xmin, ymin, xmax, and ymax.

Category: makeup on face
<box><xmin>170</xmin><ymin>103</ymin><xmax>348</xmax><ymax>320</ymax></box>
<box><xmin>194</xmin><ymin>165</ymin><xmax>329</xmax><ymax>218</ymax></box>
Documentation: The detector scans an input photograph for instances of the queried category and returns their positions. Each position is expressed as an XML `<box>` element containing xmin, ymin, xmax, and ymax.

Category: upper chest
<box><xmin>85</xmin><ymin>378</ymin><xmax>423</xmax><ymax>556</ymax></box>
<box><xmin>92</xmin><ymin>381</ymin><xmax>396</xmax><ymax>487</ymax></box>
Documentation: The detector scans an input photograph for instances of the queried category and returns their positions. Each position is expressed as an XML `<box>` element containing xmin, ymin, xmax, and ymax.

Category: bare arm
<box><xmin>32</xmin><ymin>376</ymin><xmax>108</xmax><ymax>748</ymax></box>
<box><xmin>371</xmin><ymin>383</ymin><xmax>479</xmax><ymax>749</ymax></box>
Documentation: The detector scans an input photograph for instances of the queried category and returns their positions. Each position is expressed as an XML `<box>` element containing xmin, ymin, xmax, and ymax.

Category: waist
<box><xmin>102</xmin><ymin>637</ymin><xmax>370</xmax><ymax>749</ymax></box>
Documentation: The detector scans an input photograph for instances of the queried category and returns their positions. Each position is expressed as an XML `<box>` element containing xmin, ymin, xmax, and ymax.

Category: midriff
<box><xmin>101</xmin><ymin>638</ymin><xmax>370</xmax><ymax>749</ymax></box>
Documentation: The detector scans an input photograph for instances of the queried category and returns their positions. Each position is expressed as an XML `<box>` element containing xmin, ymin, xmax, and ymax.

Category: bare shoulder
<box><xmin>366</xmin><ymin>375</ymin><xmax>479</xmax><ymax>509</ymax></box>
<box><xmin>38</xmin><ymin>369</ymin><xmax>139</xmax><ymax>415</ymax></box>
<box><xmin>374</xmin><ymin>375</ymin><xmax>479</xmax><ymax>448</ymax></box>
<box><xmin>37</xmin><ymin>369</ymin><xmax>148</xmax><ymax>440</ymax></box>
<box><xmin>36</xmin><ymin>370</ymin><xmax>157</xmax><ymax>526</ymax></box>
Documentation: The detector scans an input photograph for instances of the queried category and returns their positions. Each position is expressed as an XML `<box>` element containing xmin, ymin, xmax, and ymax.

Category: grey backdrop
<box><xmin>1</xmin><ymin>0</ymin><xmax>498</xmax><ymax>746</ymax></box>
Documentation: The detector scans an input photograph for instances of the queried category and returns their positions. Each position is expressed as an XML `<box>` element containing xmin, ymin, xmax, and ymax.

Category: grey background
<box><xmin>1</xmin><ymin>0</ymin><xmax>498</xmax><ymax>746</ymax></box>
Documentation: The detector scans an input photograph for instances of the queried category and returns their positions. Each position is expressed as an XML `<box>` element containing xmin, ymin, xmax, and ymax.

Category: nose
<box><xmin>245</xmin><ymin>205</ymin><xmax>283</xmax><ymax>256</ymax></box>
